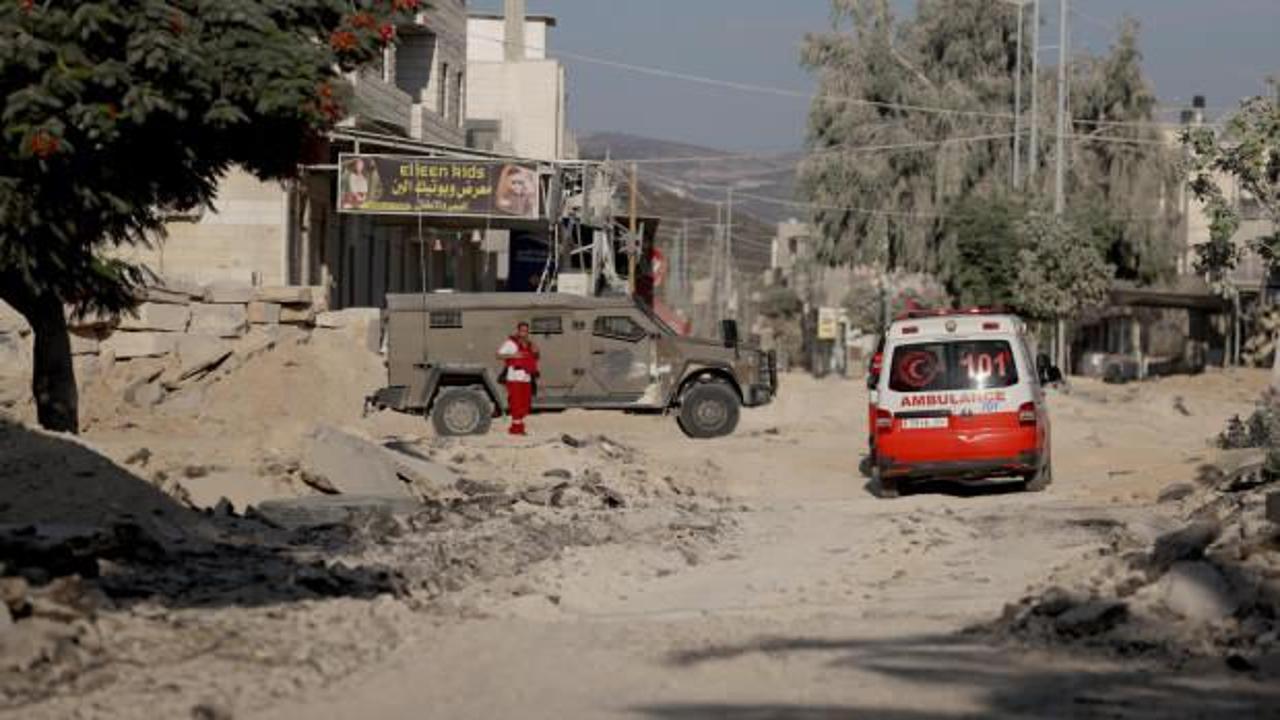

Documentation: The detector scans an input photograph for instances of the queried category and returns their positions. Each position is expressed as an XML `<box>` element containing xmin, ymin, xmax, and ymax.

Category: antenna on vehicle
<box><xmin>418</xmin><ymin>212</ymin><xmax>429</xmax><ymax>366</ymax></box>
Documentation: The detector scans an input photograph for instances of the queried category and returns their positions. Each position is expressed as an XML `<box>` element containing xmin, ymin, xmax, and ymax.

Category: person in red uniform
<box><xmin>497</xmin><ymin>322</ymin><xmax>539</xmax><ymax>435</ymax></box>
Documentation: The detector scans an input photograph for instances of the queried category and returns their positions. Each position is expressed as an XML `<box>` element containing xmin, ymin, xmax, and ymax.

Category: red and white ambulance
<box><xmin>870</xmin><ymin>308</ymin><xmax>1059</xmax><ymax>498</ymax></box>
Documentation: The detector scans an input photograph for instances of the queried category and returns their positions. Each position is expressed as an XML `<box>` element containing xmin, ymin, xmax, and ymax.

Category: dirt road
<box><xmin>246</xmin><ymin>371</ymin><xmax>1280</xmax><ymax>720</ymax></box>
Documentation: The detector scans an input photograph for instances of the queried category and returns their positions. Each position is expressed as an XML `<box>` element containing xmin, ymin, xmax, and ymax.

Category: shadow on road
<box><xmin>634</xmin><ymin>633</ymin><xmax>1280</xmax><ymax>719</ymax></box>
<box><xmin>0</xmin><ymin>419</ymin><xmax>403</xmax><ymax>610</ymax></box>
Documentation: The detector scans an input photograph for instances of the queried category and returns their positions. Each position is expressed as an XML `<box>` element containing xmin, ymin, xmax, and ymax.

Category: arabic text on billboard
<box><xmin>337</xmin><ymin>154</ymin><xmax>540</xmax><ymax>219</ymax></box>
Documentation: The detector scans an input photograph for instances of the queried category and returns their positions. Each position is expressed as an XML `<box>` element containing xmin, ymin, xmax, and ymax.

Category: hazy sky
<box><xmin>472</xmin><ymin>0</ymin><xmax>1279</xmax><ymax>152</ymax></box>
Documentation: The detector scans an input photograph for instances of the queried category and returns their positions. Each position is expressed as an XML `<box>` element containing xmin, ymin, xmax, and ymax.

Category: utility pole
<box><xmin>1053</xmin><ymin>0</ymin><xmax>1068</xmax><ymax>216</ymax></box>
<box><xmin>680</xmin><ymin>217</ymin><xmax>690</xmax><ymax>303</ymax></box>
<box><xmin>628</xmin><ymin>161</ymin><xmax>638</xmax><ymax>295</ymax></box>
<box><xmin>1029</xmin><ymin>0</ymin><xmax>1040</xmax><ymax>185</ymax></box>
<box><xmin>1053</xmin><ymin>0</ymin><xmax>1070</xmax><ymax>370</ymax></box>
<box><xmin>1013</xmin><ymin>0</ymin><xmax>1024</xmax><ymax>189</ymax></box>
<box><xmin>725</xmin><ymin>187</ymin><xmax>735</xmax><ymax>319</ymax></box>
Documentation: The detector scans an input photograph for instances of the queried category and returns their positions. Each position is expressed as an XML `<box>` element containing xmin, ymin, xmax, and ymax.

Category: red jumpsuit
<box><xmin>499</xmin><ymin>336</ymin><xmax>539</xmax><ymax>435</ymax></box>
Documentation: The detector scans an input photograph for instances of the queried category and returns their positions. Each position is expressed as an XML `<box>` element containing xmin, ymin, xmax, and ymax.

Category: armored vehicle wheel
<box><xmin>677</xmin><ymin>382</ymin><xmax>740</xmax><ymax>439</ymax></box>
<box><xmin>431</xmin><ymin>387</ymin><xmax>493</xmax><ymax>437</ymax></box>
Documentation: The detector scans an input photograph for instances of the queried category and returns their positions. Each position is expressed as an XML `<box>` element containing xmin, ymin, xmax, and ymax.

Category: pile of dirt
<box><xmin>0</xmin><ymin>415</ymin><xmax>730</xmax><ymax>712</ymax></box>
<box><xmin>975</xmin><ymin>448</ymin><xmax>1280</xmax><ymax>674</ymax></box>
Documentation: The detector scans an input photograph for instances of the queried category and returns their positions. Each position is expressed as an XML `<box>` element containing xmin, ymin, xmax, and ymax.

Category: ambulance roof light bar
<box><xmin>894</xmin><ymin>306</ymin><xmax>1010</xmax><ymax>321</ymax></box>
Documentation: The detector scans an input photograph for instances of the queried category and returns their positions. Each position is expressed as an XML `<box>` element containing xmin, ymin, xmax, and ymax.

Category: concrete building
<box><xmin>1170</xmin><ymin>96</ymin><xmax>1277</xmax><ymax>292</ymax></box>
<box><xmin>464</xmin><ymin>1</ymin><xmax>573</xmax><ymax>161</ymax></box>
<box><xmin>770</xmin><ymin>219</ymin><xmax>813</xmax><ymax>274</ymax></box>
<box><xmin>122</xmin><ymin>0</ymin><xmax>502</xmax><ymax>307</ymax></box>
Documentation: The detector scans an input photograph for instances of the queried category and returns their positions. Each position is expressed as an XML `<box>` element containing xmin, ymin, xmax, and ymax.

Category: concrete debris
<box><xmin>1161</xmin><ymin>561</ymin><xmax>1238</xmax><ymax>623</ymax></box>
<box><xmin>103</xmin><ymin>331</ymin><xmax>175</xmax><ymax>360</ymax></box>
<box><xmin>124</xmin><ymin>447</ymin><xmax>152</xmax><ymax>467</ymax></box>
<box><xmin>253</xmin><ymin>495</ymin><xmax>423</xmax><ymax>531</ymax></box>
<box><xmin>301</xmin><ymin>426</ymin><xmax>414</xmax><ymax>499</ymax></box>
<box><xmin>1148</xmin><ymin>521</ymin><xmax>1221</xmax><ymax>576</ymax></box>
<box><xmin>190</xmin><ymin>303</ymin><xmax>249</xmax><ymax>339</ymax></box>
<box><xmin>280</xmin><ymin>306</ymin><xmax>316</xmax><ymax>326</ymax></box>
<box><xmin>247</xmin><ymin>301</ymin><xmax>282</xmax><ymax>325</ymax></box>
<box><xmin>1053</xmin><ymin>600</ymin><xmax>1129</xmax><ymax>638</ymax></box>
<box><xmin>167</xmin><ymin>335</ymin><xmax>234</xmax><ymax>386</ymax></box>
<box><xmin>1157</xmin><ymin>483</ymin><xmax>1196</xmax><ymax>504</ymax></box>
<box><xmin>254</xmin><ymin>286</ymin><xmax>313</xmax><ymax>305</ymax></box>
<box><xmin>118</xmin><ymin>302</ymin><xmax>192</xmax><ymax>333</ymax></box>
<box><xmin>203</xmin><ymin>282</ymin><xmax>255</xmax><ymax>304</ymax></box>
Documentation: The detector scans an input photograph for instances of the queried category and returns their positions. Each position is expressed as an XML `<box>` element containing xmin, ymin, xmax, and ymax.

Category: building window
<box><xmin>593</xmin><ymin>316</ymin><xmax>647</xmax><ymax>343</ymax></box>
<box><xmin>430</xmin><ymin>310</ymin><xmax>462</xmax><ymax>329</ymax></box>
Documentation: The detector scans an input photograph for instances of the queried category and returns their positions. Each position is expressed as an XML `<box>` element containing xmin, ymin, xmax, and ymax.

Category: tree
<box><xmin>0</xmin><ymin>0</ymin><xmax>420</xmax><ymax>432</ymax></box>
<box><xmin>1010</xmin><ymin>215</ymin><xmax>1114</xmax><ymax>322</ymax></box>
<box><xmin>940</xmin><ymin>194</ymin><xmax>1027</xmax><ymax>307</ymax></box>
<box><xmin>1182</xmin><ymin>81</ymin><xmax>1280</xmax><ymax>384</ymax></box>
<box><xmin>800</xmin><ymin>2</ymin><xmax>1179</xmax><ymax>287</ymax></box>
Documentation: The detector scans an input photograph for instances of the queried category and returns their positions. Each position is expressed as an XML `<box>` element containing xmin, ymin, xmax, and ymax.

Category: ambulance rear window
<box><xmin>889</xmin><ymin>341</ymin><xmax>1018</xmax><ymax>392</ymax></box>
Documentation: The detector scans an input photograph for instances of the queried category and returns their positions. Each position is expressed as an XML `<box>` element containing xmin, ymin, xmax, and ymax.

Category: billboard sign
<box><xmin>337</xmin><ymin>154</ymin><xmax>541</xmax><ymax>220</ymax></box>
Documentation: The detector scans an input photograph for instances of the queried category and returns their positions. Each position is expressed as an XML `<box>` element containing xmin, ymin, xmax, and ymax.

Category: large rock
<box><xmin>102</xmin><ymin>332</ymin><xmax>175</xmax><ymax>359</ymax></box>
<box><xmin>279</xmin><ymin>305</ymin><xmax>316</xmax><ymax>326</ymax></box>
<box><xmin>190</xmin><ymin>303</ymin><xmax>248</xmax><ymax>338</ymax></box>
<box><xmin>165</xmin><ymin>335</ymin><xmax>233</xmax><ymax>386</ymax></box>
<box><xmin>315</xmin><ymin>308</ymin><xmax>382</xmax><ymax>352</ymax></box>
<box><xmin>254</xmin><ymin>286</ymin><xmax>313</xmax><ymax>305</ymax></box>
<box><xmin>1149</xmin><ymin>521</ymin><xmax>1221</xmax><ymax>575</ymax></box>
<box><xmin>247</xmin><ymin>301</ymin><xmax>282</xmax><ymax>325</ymax></box>
<box><xmin>118</xmin><ymin>302</ymin><xmax>191</xmax><ymax>333</ymax></box>
<box><xmin>1162</xmin><ymin>561</ymin><xmax>1238</xmax><ymax>623</ymax></box>
<box><xmin>1053</xmin><ymin>600</ymin><xmax>1129</xmax><ymax>638</ymax></box>
<box><xmin>301</xmin><ymin>426</ymin><xmax>415</xmax><ymax>499</ymax></box>
<box><xmin>254</xmin><ymin>495</ymin><xmax>422</xmax><ymax>530</ymax></box>
<box><xmin>203</xmin><ymin>282</ymin><xmax>255</xmax><ymax>304</ymax></box>
<box><xmin>382</xmin><ymin>442</ymin><xmax>460</xmax><ymax>495</ymax></box>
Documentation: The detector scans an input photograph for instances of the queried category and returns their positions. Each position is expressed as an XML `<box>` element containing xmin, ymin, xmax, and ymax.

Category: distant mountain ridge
<box><xmin>577</xmin><ymin>132</ymin><xmax>803</xmax><ymax>229</ymax></box>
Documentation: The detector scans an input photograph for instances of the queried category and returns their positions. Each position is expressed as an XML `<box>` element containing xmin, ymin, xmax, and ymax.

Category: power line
<box><xmin>462</xmin><ymin>30</ymin><xmax>1213</xmax><ymax>135</ymax></box>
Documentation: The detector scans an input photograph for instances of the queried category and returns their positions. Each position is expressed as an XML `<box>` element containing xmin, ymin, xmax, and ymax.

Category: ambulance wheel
<box><xmin>872</xmin><ymin>468</ymin><xmax>900</xmax><ymax>499</ymax></box>
<box><xmin>1023</xmin><ymin>463</ymin><xmax>1053</xmax><ymax>493</ymax></box>
<box><xmin>431</xmin><ymin>387</ymin><xmax>493</xmax><ymax>437</ymax></box>
<box><xmin>677</xmin><ymin>382</ymin><xmax>740</xmax><ymax>439</ymax></box>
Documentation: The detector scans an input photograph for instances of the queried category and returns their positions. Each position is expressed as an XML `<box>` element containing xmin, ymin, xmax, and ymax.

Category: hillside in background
<box><xmin>577</xmin><ymin>132</ymin><xmax>803</xmax><ymax>274</ymax></box>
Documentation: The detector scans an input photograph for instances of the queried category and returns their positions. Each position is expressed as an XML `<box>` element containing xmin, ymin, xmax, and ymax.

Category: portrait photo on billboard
<box><xmin>494</xmin><ymin>164</ymin><xmax>539</xmax><ymax>219</ymax></box>
<box><xmin>339</xmin><ymin>156</ymin><xmax>383</xmax><ymax>211</ymax></box>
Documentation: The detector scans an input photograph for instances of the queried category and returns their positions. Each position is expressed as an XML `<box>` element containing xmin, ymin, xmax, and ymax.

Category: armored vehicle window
<box><xmin>594</xmin><ymin>316</ymin><xmax>646</xmax><ymax>343</ymax></box>
<box><xmin>429</xmin><ymin>310</ymin><xmax>462</xmax><ymax>329</ymax></box>
<box><xmin>531</xmin><ymin>316</ymin><xmax>563</xmax><ymax>335</ymax></box>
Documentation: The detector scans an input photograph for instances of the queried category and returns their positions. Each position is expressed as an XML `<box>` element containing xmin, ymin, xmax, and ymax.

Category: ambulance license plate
<box><xmin>900</xmin><ymin>417</ymin><xmax>948</xmax><ymax>430</ymax></box>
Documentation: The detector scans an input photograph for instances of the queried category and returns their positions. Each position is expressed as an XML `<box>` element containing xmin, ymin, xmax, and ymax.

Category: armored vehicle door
<box><xmin>526</xmin><ymin>313</ymin><xmax>577</xmax><ymax>399</ymax></box>
<box><xmin>574</xmin><ymin>312</ymin><xmax>655</xmax><ymax>402</ymax></box>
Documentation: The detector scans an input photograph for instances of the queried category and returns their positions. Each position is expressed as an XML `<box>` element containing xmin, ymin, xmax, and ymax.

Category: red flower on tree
<box><xmin>393</xmin><ymin>0</ymin><xmax>420</xmax><ymax>11</ymax></box>
<box><xmin>20</xmin><ymin>0</ymin><xmax>35</xmax><ymax>14</ymax></box>
<box><xmin>330</xmin><ymin>30</ymin><xmax>358</xmax><ymax>52</ymax></box>
<box><xmin>350</xmin><ymin>12</ymin><xmax>376</xmax><ymax>29</ymax></box>
<box><xmin>379</xmin><ymin>24</ymin><xmax>396</xmax><ymax>43</ymax></box>
<box><xmin>29</xmin><ymin>130</ymin><xmax>60</xmax><ymax>159</ymax></box>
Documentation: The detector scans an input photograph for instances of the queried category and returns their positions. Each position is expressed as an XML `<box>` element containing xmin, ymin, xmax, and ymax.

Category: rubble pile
<box><xmin>0</xmin><ymin>416</ymin><xmax>729</xmax><ymax>711</ymax></box>
<box><xmin>976</xmin><ymin>449</ymin><xmax>1280</xmax><ymax>673</ymax></box>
